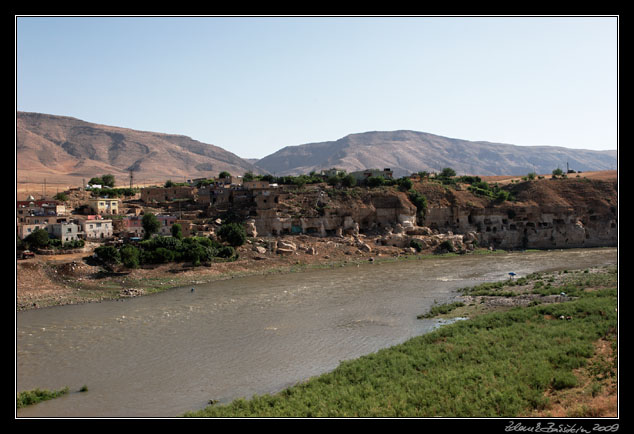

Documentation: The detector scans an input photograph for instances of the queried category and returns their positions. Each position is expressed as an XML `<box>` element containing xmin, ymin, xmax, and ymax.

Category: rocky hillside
<box><xmin>248</xmin><ymin>172</ymin><xmax>617</xmax><ymax>252</ymax></box>
<box><xmin>16</xmin><ymin>111</ymin><xmax>259</xmax><ymax>185</ymax></box>
<box><xmin>255</xmin><ymin>130</ymin><xmax>617</xmax><ymax>177</ymax></box>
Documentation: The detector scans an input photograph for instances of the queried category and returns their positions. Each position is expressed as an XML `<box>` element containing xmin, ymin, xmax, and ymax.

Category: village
<box><xmin>16</xmin><ymin>168</ymin><xmax>404</xmax><ymax>252</ymax></box>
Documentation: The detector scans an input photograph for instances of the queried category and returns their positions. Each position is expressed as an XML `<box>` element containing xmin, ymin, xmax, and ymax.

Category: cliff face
<box><xmin>419</xmin><ymin>176</ymin><xmax>618</xmax><ymax>249</ymax></box>
<box><xmin>249</xmin><ymin>174</ymin><xmax>617</xmax><ymax>251</ymax></box>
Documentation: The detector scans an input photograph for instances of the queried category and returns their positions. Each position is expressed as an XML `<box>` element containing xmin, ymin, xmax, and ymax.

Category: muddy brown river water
<box><xmin>16</xmin><ymin>248</ymin><xmax>617</xmax><ymax>417</ymax></box>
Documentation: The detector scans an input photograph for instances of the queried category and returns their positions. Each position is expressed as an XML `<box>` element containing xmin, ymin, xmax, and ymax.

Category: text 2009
<box><xmin>593</xmin><ymin>425</ymin><xmax>619</xmax><ymax>433</ymax></box>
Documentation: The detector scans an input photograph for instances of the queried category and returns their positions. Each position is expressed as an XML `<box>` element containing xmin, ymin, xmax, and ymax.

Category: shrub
<box><xmin>17</xmin><ymin>387</ymin><xmax>69</xmax><ymax>408</ymax></box>
<box><xmin>24</xmin><ymin>228</ymin><xmax>49</xmax><ymax>249</ymax></box>
<box><xmin>180</xmin><ymin>243</ymin><xmax>212</xmax><ymax>266</ymax></box>
<box><xmin>94</xmin><ymin>245</ymin><xmax>121</xmax><ymax>265</ymax></box>
<box><xmin>410</xmin><ymin>239</ymin><xmax>423</xmax><ymax>252</ymax></box>
<box><xmin>397</xmin><ymin>177</ymin><xmax>413</xmax><ymax>192</ymax></box>
<box><xmin>120</xmin><ymin>245</ymin><xmax>140</xmax><ymax>268</ymax></box>
<box><xmin>367</xmin><ymin>176</ymin><xmax>384</xmax><ymax>188</ymax></box>
<box><xmin>407</xmin><ymin>189</ymin><xmax>428</xmax><ymax>220</ymax></box>
<box><xmin>438</xmin><ymin>239</ymin><xmax>455</xmax><ymax>252</ymax></box>
<box><xmin>218</xmin><ymin>223</ymin><xmax>247</xmax><ymax>247</ymax></box>
<box><xmin>551</xmin><ymin>371</ymin><xmax>578</xmax><ymax>390</ymax></box>
<box><xmin>216</xmin><ymin>245</ymin><xmax>237</xmax><ymax>259</ymax></box>
<box><xmin>341</xmin><ymin>174</ymin><xmax>357</xmax><ymax>187</ymax></box>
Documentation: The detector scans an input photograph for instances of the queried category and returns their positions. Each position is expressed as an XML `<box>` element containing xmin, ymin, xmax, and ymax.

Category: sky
<box><xmin>16</xmin><ymin>16</ymin><xmax>618</xmax><ymax>159</ymax></box>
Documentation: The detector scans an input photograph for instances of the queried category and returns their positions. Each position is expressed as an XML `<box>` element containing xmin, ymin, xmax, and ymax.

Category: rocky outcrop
<box><xmin>249</xmin><ymin>177</ymin><xmax>617</xmax><ymax>252</ymax></box>
<box><xmin>421</xmin><ymin>178</ymin><xmax>618</xmax><ymax>250</ymax></box>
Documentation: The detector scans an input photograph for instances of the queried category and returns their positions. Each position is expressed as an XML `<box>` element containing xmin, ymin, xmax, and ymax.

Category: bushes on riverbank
<box><xmin>17</xmin><ymin>387</ymin><xmax>69</xmax><ymax>408</ymax></box>
<box><xmin>185</xmin><ymin>267</ymin><xmax>617</xmax><ymax>418</ymax></box>
<box><xmin>95</xmin><ymin>234</ymin><xmax>238</xmax><ymax>269</ymax></box>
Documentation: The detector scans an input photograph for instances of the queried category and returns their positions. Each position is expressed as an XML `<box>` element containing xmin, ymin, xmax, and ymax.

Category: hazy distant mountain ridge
<box><xmin>17</xmin><ymin>111</ymin><xmax>259</xmax><ymax>184</ymax></box>
<box><xmin>255</xmin><ymin>130</ymin><xmax>617</xmax><ymax>177</ymax></box>
<box><xmin>17</xmin><ymin>113</ymin><xmax>617</xmax><ymax>184</ymax></box>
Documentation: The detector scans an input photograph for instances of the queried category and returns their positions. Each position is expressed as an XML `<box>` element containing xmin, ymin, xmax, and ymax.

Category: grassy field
<box><xmin>184</xmin><ymin>265</ymin><xmax>617</xmax><ymax>418</ymax></box>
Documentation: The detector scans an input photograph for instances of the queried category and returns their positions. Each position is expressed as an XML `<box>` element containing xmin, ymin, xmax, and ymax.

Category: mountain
<box><xmin>255</xmin><ymin>130</ymin><xmax>617</xmax><ymax>177</ymax></box>
<box><xmin>16</xmin><ymin>112</ymin><xmax>259</xmax><ymax>185</ymax></box>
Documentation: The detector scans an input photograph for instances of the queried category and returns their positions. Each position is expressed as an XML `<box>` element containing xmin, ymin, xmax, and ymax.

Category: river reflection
<box><xmin>16</xmin><ymin>248</ymin><xmax>617</xmax><ymax>417</ymax></box>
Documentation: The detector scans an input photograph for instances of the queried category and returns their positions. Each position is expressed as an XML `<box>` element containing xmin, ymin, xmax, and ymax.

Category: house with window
<box><xmin>87</xmin><ymin>198</ymin><xmax>120</xmax><ymax>215</ymax></box>
<box><xmin>80</xmin><ymin>217</ymin><xmax>114</xmax><ymax>239</ymax></box>
<box><xmin>350</xmin><ymin>168</ymin><xmax>394</xmax><ymax>182</ymax></box>
<box><xmin>48</xmin><ymin>222</ymin><xmax>81</xmax><ymax>242</ymax></box>
<box><xmin>17</xmin><ymin>224</ymin><xmax>46</xmax><ymax>240</ymax></box>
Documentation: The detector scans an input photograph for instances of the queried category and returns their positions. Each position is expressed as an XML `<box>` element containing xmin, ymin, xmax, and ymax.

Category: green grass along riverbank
<box><xmin>184</xmin><ymin>265</ymin><xmax>617</xmax><ymax>418</ymax></box>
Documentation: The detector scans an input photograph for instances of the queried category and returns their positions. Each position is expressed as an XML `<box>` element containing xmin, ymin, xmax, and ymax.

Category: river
<box><xmin>16</xmin><ymin>248</ymin><xmax>617</xmax><ymax>418</ymax></box>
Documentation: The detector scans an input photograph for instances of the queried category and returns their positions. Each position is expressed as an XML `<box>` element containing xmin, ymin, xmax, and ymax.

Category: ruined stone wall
<box><xmin>423</xmin><ymin>204</ymin><xmax>617</xmax><ymax>250</ymax></box>
<box><xmin>249</xmin><ymin>178</ymin><xmax>618</xmax><ymax>251</ymax></box>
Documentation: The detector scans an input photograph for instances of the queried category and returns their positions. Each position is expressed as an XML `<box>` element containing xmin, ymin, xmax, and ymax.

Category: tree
<box><xmin>552</xmin><ymin>168</ymin><xmax>564</xmax><ymax>179</ymax></box>
<box><xmin>94</xmin><ymin>245</ymin><xmax>121</xmax><ymax>265</ymax></box>
<box><xmin>24</xmin><ymin>228</ymin><xmax>49</xmax><ymax>249</ymax></box>
<box><xmin>397</xmin><ymin>177</ymin><xmax>413</xmax><ymax>192</ymax></box>
<box><xmin>101</xmin><ymin>174</ymin><xmax>115</xmax><ymax>187</ymax></box>
<box><xmin>217</xmin><ymin>223</ymin><xmax>247</xmax><ymax>247</ymax></box>
<box><xmin>54</xmin><ymin>192</ymin><xmax>68</xmax><ymax>201</ymax></box>
<box><xmin>120</xmin><ymin>245</ymin><xmax>140</xmax><ymax>269</ymax></box>
<box><xmin>142</xmin><ymin>213</ymin><xmax>161</xmax><ymax>240</ymax></box>
<box><xmin>171</xmin><ymin>223</ymin><xmax>183</xmax><ymax>239</ymax></box>
<box><xmin>218</xmin><ymin>171</ymin><xmax>231</xmax><ymax>179</ymax></box>
<box><xmin>439</xmin><ymin>167</ymin><xmax>456</xmax><ymax>179</ymax></box>
<box><xmin>367</xmin><ymin>176</ymin><xmax>384</xmax><ymax>188</ymax></box>
<box><xmin>341</xmin><ymin>174</ymin><xmax>357</xmax><ymax>188</ymax></box>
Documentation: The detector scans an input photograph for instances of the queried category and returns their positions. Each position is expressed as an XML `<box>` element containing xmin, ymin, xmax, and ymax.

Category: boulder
<box><xmin>278</xmin><ymin>240</ymin><xmax>297</xmax><ymax>251</ymax></box>
<box><xmin>253</xmin><ymin>246</ymin><xmax>267</xmax><ymax>254</ymax></box>
<box><xmin>245</xmin><ymin>220</ymin><xmax>258</xmax><ymax>237</ymax></box>
<box><xmin>357</xmin><ymin>242</ymin><xmax>372</xmax><ymax>253</ymax></box>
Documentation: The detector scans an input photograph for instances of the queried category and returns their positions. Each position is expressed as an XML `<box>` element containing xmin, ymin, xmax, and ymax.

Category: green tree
<box><xmin>341</xmin><ymin>174</ymin><xmax>357</xmax><ymax>188</ymax></box>
<box><xmin>24</xmin><ymin>228</ymin><xmax>49</xmax><ymax>249</ymax></box>
<box><xmin>438</xmin><ymin>167</ymin><xmax>456</xmax><ymax>179</ymax></box>
<box><xmin>94</xmin><ymin>245</ymin><xmax>121</xmax><ymax>265</ymax></box>
<box><xmin>367</xmin><ymin>176</ymin><xmax>384</xmax><ymax>188</ymax></box>
<box><xmin>142</xmin><ymin>213</ymin><xmax>161</xmax><ymax>240</ymax></box>
<box><xmin>218</xmin><ymin>171</ymin><xmax>231</xmax><ymax>179</ymax></box>
<box><xmin>218</xmin><ymin>223</ymin><xmax>247</xmax><ymax>247</ymax></box>
<box><xmin>408</xmin><ymin>189</ymin><xmax>428</xmax><ymax>221</ymax></box>
<box><xmin>120</xmin><ymin>245</ymin><xmax>140</xmax><ymax>269</ymax></box>
<box><xmin>171</xmin><ymin>223</ymin><xmax>183</xmax><ymax>239</ymax></box>
<box><xmin>101</xmin><ymin>174</ymin><xmax>115</xmax><ymax>187</ymax></box>
<box><xmin>397</xmin><ymin>177</ymin><xmax>413</xmax><ymax>192</ymax></box>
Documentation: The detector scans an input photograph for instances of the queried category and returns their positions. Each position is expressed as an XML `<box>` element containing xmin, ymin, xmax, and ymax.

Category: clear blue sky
<box><xmin>16</xmin><ymin>16</ymin><xmax>618</xmax><ymax>159</ymax></box>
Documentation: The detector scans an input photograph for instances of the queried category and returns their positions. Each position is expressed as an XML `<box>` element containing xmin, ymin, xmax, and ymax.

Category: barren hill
<box><xmin>16</xmin><ymin>111</ymin><xmax>259</xmax><ymax>186</ymax></box>
<box><xmin>255</xmin><ymin>130</ymin><xmax>617</xmax><ymax>177</ymax></box>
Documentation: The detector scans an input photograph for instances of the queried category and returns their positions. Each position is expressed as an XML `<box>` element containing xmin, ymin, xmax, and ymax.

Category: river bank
<box><xmin>17</xmin><ymin>234</ymin><xmax>507</xmax><ymax>311</ymax></box>
<box><xmin>185</xmin><ymin>264</ymin><xmax>618</xmax><ymax>418</ymax></box>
